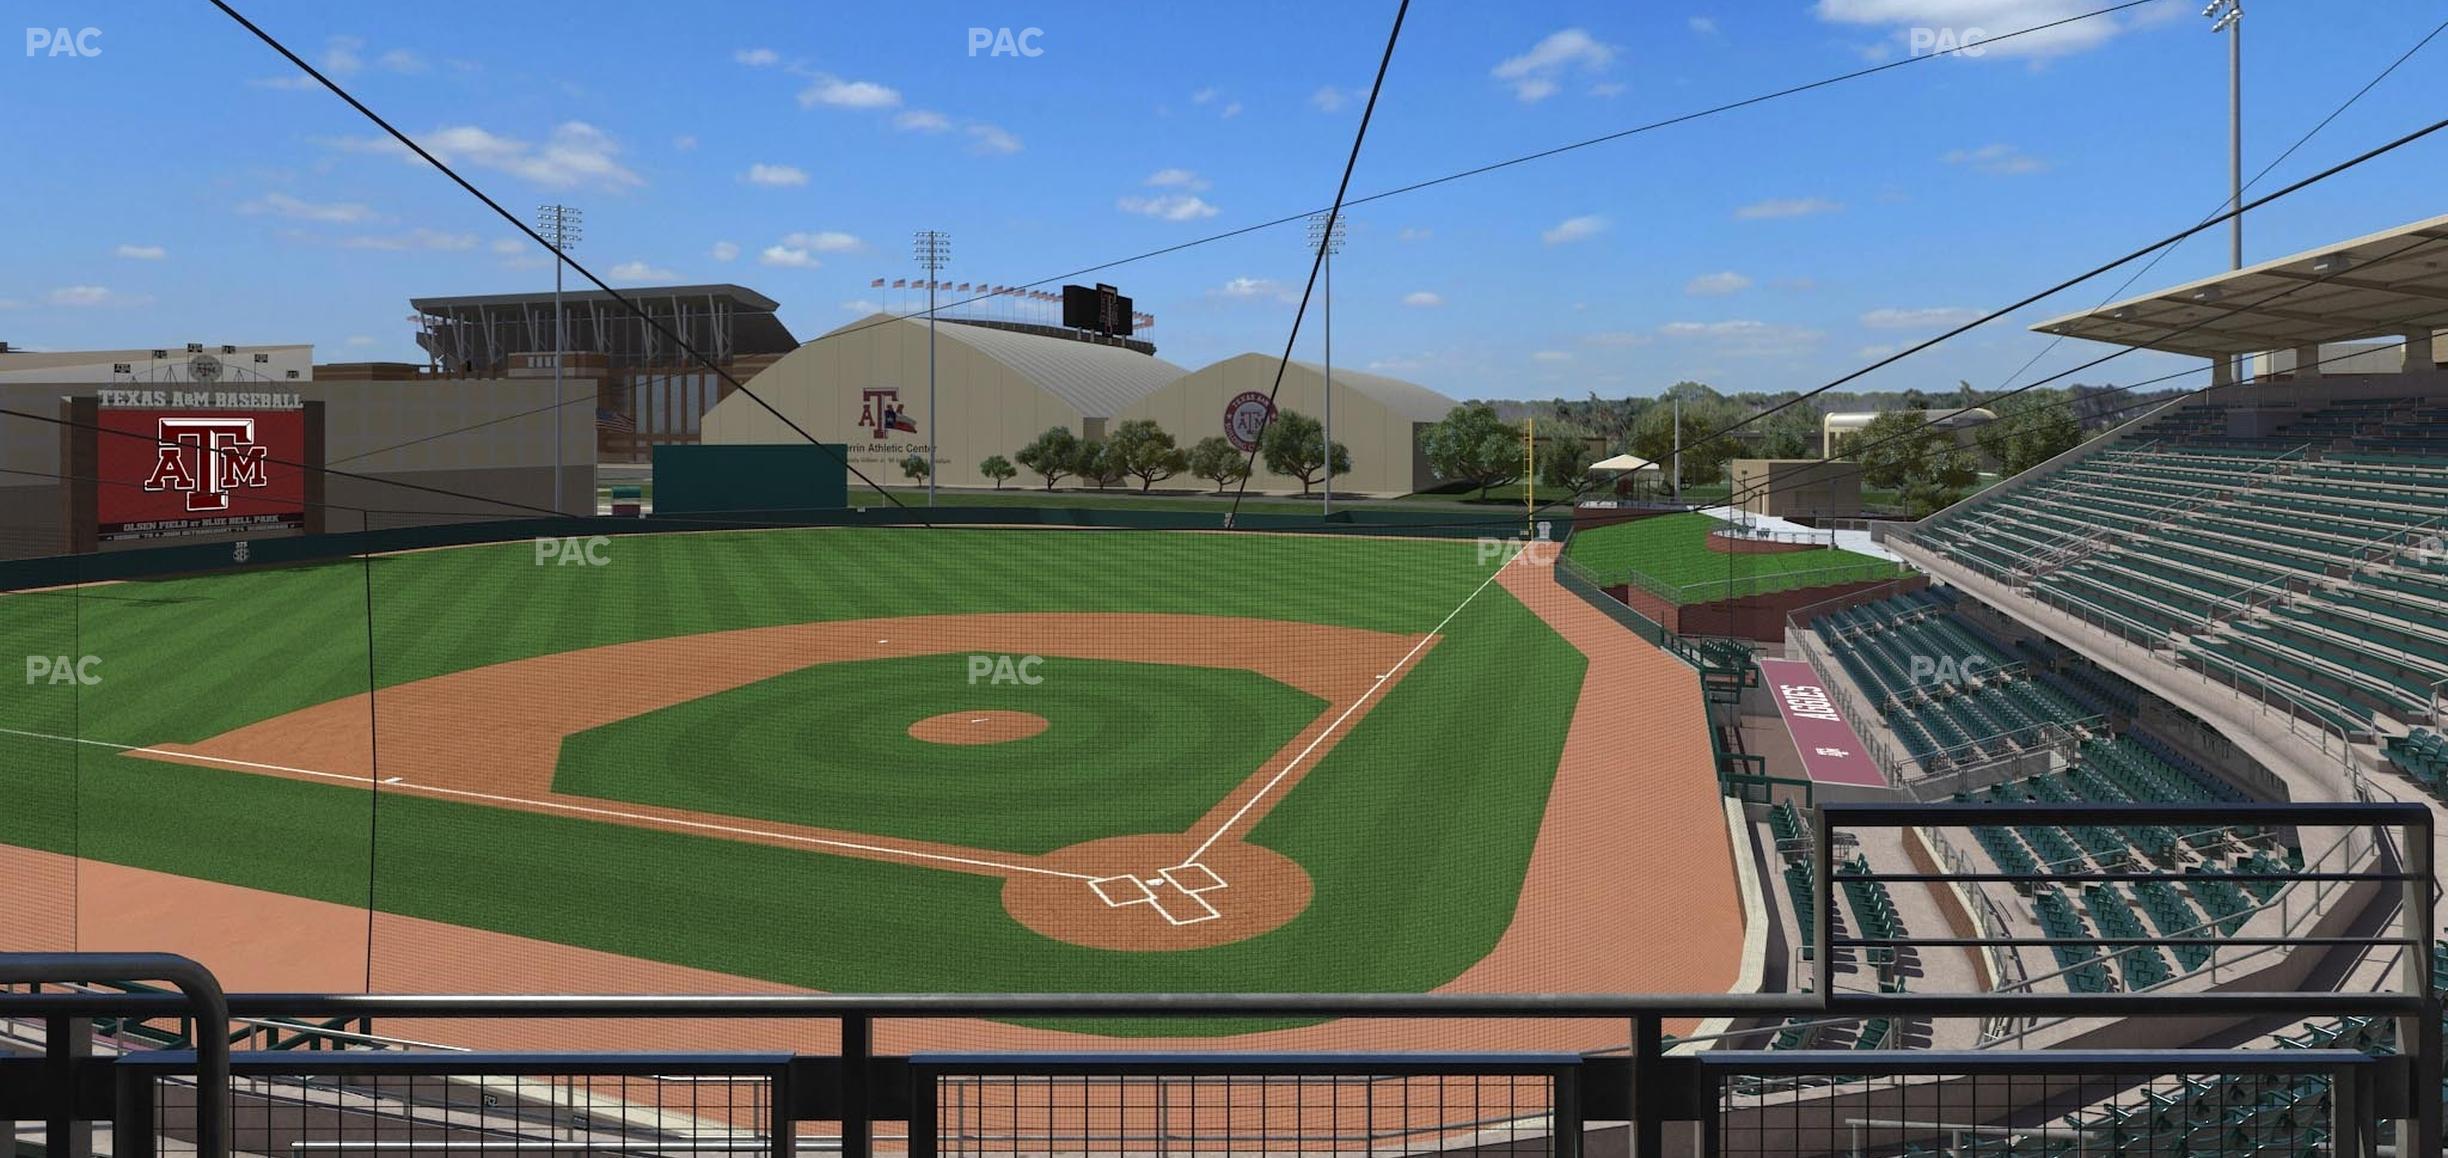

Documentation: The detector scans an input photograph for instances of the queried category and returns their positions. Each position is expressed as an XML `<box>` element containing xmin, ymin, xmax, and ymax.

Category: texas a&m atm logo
<box><xmin>142</xmin><ymin>417</ymin><xmax>271</xmax><ymax>512</ymax></box>
<box><xmin>858</xmin><ymin>388</ymin><xmax>919</xmax><ymax>440</ymax></box>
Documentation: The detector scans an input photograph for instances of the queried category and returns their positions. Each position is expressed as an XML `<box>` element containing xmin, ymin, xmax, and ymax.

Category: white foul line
<box><xmin>1181</xmin><ymin>547</ymin><xmax>1520</xmax><ymax>864</ymax></box>
<box><xmin>0</xmin><ymin>725</ymin><xmax>1096</xmax><ymax>881</ymax></box>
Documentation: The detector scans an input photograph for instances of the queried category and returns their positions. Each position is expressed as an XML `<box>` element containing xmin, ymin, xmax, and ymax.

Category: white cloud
<box><xmin>1943</xmin><ymin>142</ymin><xmax>2048</xmax><ymax>175</ymax></box>
<box><xmin>1532</xmin><ymin>350</ymin><xmax>1573</xmax><ymax>363</ymax></box>
<box><xmin>673</xmin><ymin>135</ymin><xmax>699</xmax><ymax>151</ymax></box>
<box><xmin>247</xmin><ymin>75</ymin><xmax>318</xmax><ymax>91</ymax></box>
<box><xmin>1541</xmin><ymin>214</ymin><xmax>1609</xmax><ymax>244</ymax></box>
<box><xmin>745</xmin><ymin>162</ymin><xmax>809</xmax><ymax>186</ymax></box>
<box><xmin>734</xmin><ymin>47</ymin><xmax>780</xmax><ymax>67</ymax></box>
<box><xmin>1310</xmin><ymin>86</ymin><xmax>1350</xmax><ymax>112</ymax></box>
<box><xmin>376</xmin><ymin>48</ymin><xmax>426</xmax><ymax>73</ymax></box>
<box><xmin>780</xmin><ymin>231</ymin><xmax>861</xmax><ymax>252</ymax></box>
<box><xmin>1689</xmin><ymin>15</ymin><xmax>1719</xmax><ymax>34</ymax></box>
<box><xmin>966</xmin><ymin>123</ymin><xmax>1023</xmax><ymax>154</ymax></box>
<box><xmin>240</xmin><ymin>191</ymin><xmax>378</xmax><ymax>223</ymax></box>
<box><xmin>1402</xmin><ymin>291</ymin><xmax>1444</xmax><ymax>308</ymax></box>
<box><xmin>1145</xmin><ymin>168</ymin><xmax>1210</xmax><ymax>191</ymax></box>
<box><xmin>1191</xmin><ymin>86</ymin><xmax>1220</xmax><ymax>104</ymax></box>
<box><xmin>0</xmin><ymin>299</ymin><xmax>23</xmax><ymax>310</ymax></box>
<box><xmin>339</xmin><ymin>228</ymin><xmax>478</xmax><ymax>251</ymax></box>
<box><xmin>1582</xmin><ymin>331</ymin><xmax>1656</xmax><ymax>348</ymax></box>
<box><xmin>1492</xmin><ymin>28</ymin><xmax>1616</xmax><ymax>102</ymax></box>
<box><xmin>759</xmin><ymin>245</ymin><xmax>819</xmax><ymax>268</ymax></box>
<box><xmin>1684</xmin><ymin>270</ymin><xmax>1752</xmax><ymax>296</ymax></box>
<box><xmin>710</xmin><ymin>240</ymin><xmax>741</xmax><ymax>261</ymax></box>
<box><xmin>799</xmin><ymin>75</ymin><xmax>901</xmax><ymax>110</ymax></box>
<box><xmin>1398</xmin><ymin>227</ymin><xmax>1432</xmax><ymax>242</ymax></box>
<box><xmin>894</xmin><ymin>109</ymin><xmax>951</xmax><ymax>132</ymax></box>
<box><xmin>1220</xmin><ymin>101</ymin><xmax>1243</xmax><ymax>119</ymax></box>
<box><xmin>610</xmin><ymin>260</ymin><xmax>677</xmax><ymax>282</ymax></box>
<box><xmin>1860</xmin><ymin>306</ymin><xmax>1983</xmax><ymax>330</ymax></box>
<box><xmin>1588</xmin><ymin>81</ymin><xmax>1627</xmax><ymax>97</ymax></box>
<box><xmin>322</xmin><ymin>35</ymin><xmax>364</xmax><ymax>75</ymax></box>
<box><xmin>1856</xmin><ymin>343</ymin><xmax>1899</xmax><ymax>359</ymax></box>
<box><xmin>1815</xmin><ymin>0</ymin><xmax>2155</xmax><ymax>60</ymax></box>
<box><xmin>1120</xmin><ymin>193</ymin><xmax>1219</xmax><ymax>221</ymax></box>
<box><xmin>1734</xmin><ymin>196</ymin><xmax>1841</xmax><ymax>220</ymax></box>
<box><xmin>490</xmin><ymin>237</ymin><xmax>526</xmax><ymax>254</ymax></box>
<box><xmin>114</xmin><ymin>244</ymin><xmax>167</xmax><ymax>260</ymax></box>
<box><xmin>1215</xmin><ymin>277</ymin><xmax>1294</xmax><ymax>303</ymax></box>
<box><xmin>345</xmin><ymin>335</ymin><xmax>379</xmax><ymax>348</ymax></box>
<box><xmin>47</xmin><ymin>283</ymin><xmax>149</xmax><ymax>307</ymax></box>
<box><xmin>1657</xmin><ymin>319</ymin><xmax>1823</xmax><ymax>357</ymax></box>
<box><xmin>331</xmin><ymin>121</ymin><xmax>642</xmax><ymax>191</ymax></box>
<box><xmin>1189</xmin><ymin>87</ymin><xmax>1240</xmax><ymax>118</ymax></box>
<box><xmin>841</xmin><ymin>299</ymin><xmax>881</xmax><ymax>313</ymax></box>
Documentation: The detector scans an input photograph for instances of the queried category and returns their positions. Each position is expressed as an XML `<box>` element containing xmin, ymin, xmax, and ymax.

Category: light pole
<box><xmin>535</xmin><ymin>203</ymin><xmax>582</xmax><ymax>513</ymax></box>
<box><xmin>914</xmin><ymin>230</ymin><xmax>951</xmax><ymax>506</ymax></box>
<box><xmin>2206</xmin><ymin>0</ymin><xmax>2243</xmax><ymax>380</ymax></box>
<box><xmin>1306</xmin><ymin>213</ymin><xmax>1346</xmax><ymax>513</ymax></box>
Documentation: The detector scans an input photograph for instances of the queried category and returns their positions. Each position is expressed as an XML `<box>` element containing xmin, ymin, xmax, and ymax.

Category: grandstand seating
<box><xmin>1812</xmin><ymin>590</ymin><xmax>2098</xmax><ymax>769</ymax></box>
<box><xmin>1907</xmin><ymin>394</ymin><xmax>2448</xmax><ymax>740</ymax></box>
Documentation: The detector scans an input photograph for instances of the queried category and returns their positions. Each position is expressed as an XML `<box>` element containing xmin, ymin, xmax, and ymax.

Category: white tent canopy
<box><xmin>1591</xmin><ymin>453</ymin><xmax>1660</xmax><ymax>472</ymax></box>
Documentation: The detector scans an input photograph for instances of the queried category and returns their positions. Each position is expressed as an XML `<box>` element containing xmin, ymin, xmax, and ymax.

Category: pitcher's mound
<box><xmin>908</xmin><ymin>710</ymin><xmax>1048</xmax><ymax>745</ymax></box>
<box><xmin>1004</xmin><ymin>834</ymin><xmax>1311</xmax><ymax>951</ymax></box>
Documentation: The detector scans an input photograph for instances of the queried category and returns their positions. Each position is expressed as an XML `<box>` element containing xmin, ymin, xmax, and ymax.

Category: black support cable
<box><xmin>1655</xmin><ymin>113</ymin><xmax>2448</xmax><ymax>483</ymax></box>
<box><xmin>205</xmin><ymin>0</ymin><xmax>918</xmax><ymax>516</ymax></box>
<box><xmin>1225</xmin><ymin>0</ymin><xmax>1410</xmax><ymax>523</ymax></box>
<box><xmin>195</xmin><ymin>0</ymin><xmax>2152</xmax><ymax>495</ymax></box>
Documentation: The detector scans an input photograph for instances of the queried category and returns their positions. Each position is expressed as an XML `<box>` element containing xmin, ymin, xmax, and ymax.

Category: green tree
<box><xmin>1186</xmin><ymin>436</ymin><xmax>1250</xmax><ymax>493</ymax></box>
<box><xmin>1106</xmin><ymin>419</ymin><xmax>1190</xmax><ymax>492</ymax></box>
<box><xmin>1537</xmin><ymin>437</ymin><xmax>1595</xmax><ymax>497</ymax></box>
<box><xmin>1900</xmin><ymin>445</ymin><xmax>1981</xmax><ymax>517</ymax></box>
<box><xmin>898</xmin><ymin>454</ymin><xmax>930</xmax><ymax>482</ymax></box>
<box><xmin>1756</xmin><ymin>406</ymin><xmax>1818</xmax><ymax>460</ymax></box>
<box><xmin>1259</xmin><ymin>409</ymin><xmax>1349</xmax><ymax>495</ymax></box>
<box><xmin>1074</xmin><ymin>438</ymin><xmax>1129</xmax><ymax>489</ymax></box>
<box><xmin>977</xmin><ymin>454</ymin><xmax>1018</xmax><ymax>490</ymax></box>
<box><xmin>1418</xmin><ymin>403</ymin><xmax>1524</xmax><ymax>498</ymax></box>
<box><xmin>1975</xmin><ymin>390</ymin><xmax>2084</xmax><ymax>475</ymax></box>
<box><xmin>1847</xmin><ymin>410</ymin><xmax>1944</xmax><ymax>491</ymax></box>
<box><xmin>1630</xmin><ymin>397</ymin><xmax>1739</xmax><ymax>490</ymax></box>
<box><xmin>1015</xmin><ymin>426</ymin><xmax>1079</xmax><ymax>490</ymax></box>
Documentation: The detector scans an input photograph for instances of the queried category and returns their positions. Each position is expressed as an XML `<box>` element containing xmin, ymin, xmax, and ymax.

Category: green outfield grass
<box><xmin>556</xmin><ymin>656</ymin><xmax>1323</xmax><ymax>855</ymax></box>
<box><xmin>1562</xmin><ymin>512</ymin><xmax>1909</xmax><ymax>604</ymax></box>
<box><xmin>0</xmin><ymin>527</ymin><xmax>1587</xmax><ymax>1029</ymax></box>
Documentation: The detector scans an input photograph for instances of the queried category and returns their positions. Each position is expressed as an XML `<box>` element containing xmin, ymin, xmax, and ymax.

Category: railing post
<box><xmin>46</xmin><ymin>1014</ymin><xmax>93</xmax><ymax>1158</ymax></box>
<box><xmin>111</xmin><ymin>1059</ymin><xmax>156</xmax><ymax>1158</ymax></box>
<box><xmin>1631</xmin><ymin>1014</ymin><xmax>1664</xmax><ymax>1158</ymax></box>
<box><xmin>1553</xmin><ymin>1060</ymin><xmax>1583</xmax><ymax>1158</ymax></box>
<box><xmin>841</xmin><ymin>1014</ymin><xmax>873</xmax><ymax>1158</ymax></box>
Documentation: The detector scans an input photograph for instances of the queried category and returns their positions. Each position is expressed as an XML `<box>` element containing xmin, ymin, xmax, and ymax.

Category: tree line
<box><xmin>902</xmin><ymin>411</ymin><xmax>1352</xmax><ymax>493</ymax></box>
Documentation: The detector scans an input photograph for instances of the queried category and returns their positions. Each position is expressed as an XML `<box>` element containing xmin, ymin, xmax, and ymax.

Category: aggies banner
<box><xmin>94</xmin><ymin>408</ymin><xmax>308</xmax><ymax>542</ymax></box>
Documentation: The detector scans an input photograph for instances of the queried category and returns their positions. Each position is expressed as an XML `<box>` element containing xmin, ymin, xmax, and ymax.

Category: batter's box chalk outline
<box><xmin>1160</xmin><ymin>862</ymin><xmax>1227</xmax><ymax>894</ymax></box>
<box><xmin>1089</xmin><ymin>875</ymin><xmax>1159</xmax><ymax>908</ymax></box>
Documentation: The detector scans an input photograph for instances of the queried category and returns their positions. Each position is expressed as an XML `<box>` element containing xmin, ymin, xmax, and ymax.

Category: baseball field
<box><xmin>0</xmin><ymin>524</ymin><xmax>1743</xmax><ymax>1044</ymax></box>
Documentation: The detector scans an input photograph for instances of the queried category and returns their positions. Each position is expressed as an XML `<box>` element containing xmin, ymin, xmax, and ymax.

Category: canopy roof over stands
<box><xmin>1591</xmin><ymin>453</ymin><xmax>1660</xmax><ymax>472</ymax></box>
<box><xmin>2031</xmin><ymin>212</ymin><xmax>2448</xmax><ymax>358</ymax></box>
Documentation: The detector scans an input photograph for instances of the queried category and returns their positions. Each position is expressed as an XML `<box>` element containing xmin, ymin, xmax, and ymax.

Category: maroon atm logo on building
<box><xmin>859</xmin><ymin>388</ymin><xmax>919</xmax><ymax>440</ymax></box>
<box><xmin>142</xmin><ymin>417</ymin><xmax>271</xmax><ymax>512</ymax></box>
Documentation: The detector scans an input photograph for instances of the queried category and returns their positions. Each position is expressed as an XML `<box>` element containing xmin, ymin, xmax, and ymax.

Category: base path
<box><xmin>25</xmin><ymin>550</ymin><xmax>1745</xmax><ymax>1053</ymax></box>
<box><xmin>131</xmin><ymin>612</ymin><xmax>1434</xmax><ymax>950</ymax></box>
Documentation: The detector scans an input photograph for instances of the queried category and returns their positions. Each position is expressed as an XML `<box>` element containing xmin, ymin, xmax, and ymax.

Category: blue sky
<box><xmin>3</xmin><ymin>0</ymin><xmax>2442</xmax><ymax>402</ymax></box>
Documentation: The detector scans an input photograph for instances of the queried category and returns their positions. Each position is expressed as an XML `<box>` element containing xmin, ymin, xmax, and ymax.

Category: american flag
<box><xmin>595</xmin><ymin>407</ymin><xmax>636</xmax><ymax>432</ymax></box>
<box><xmin>870</xmin><ymin>278</ymin><xmax>885</xmax><ymax>287</ymax></box>
<box><xmin>893</xmin><ymin>278</ymin><xmax>907</xmax><ymax>289</ymax></box>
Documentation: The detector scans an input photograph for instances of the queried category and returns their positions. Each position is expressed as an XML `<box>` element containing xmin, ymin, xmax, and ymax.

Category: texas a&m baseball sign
<box><xmin>89</xmin><ymin>398</ymin><xmax>310</xmax><ymax>543</ymax></box>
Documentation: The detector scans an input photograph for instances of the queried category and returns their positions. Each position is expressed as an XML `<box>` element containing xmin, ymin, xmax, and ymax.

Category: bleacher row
<box><xmin>1763</xmin><ymin>800</ymin><xmax>1907</xmax><ymax>1053</ymax></box>
<box><xmin>1806</xmin><ymin>588</ymin><xmax>2293</xmax><ymax>996</ymax></box>
<box><xmin>1813</xmin><ymin>589</ymin><xmax>2097</xmax><ymax>768</ymax></box>
<box><xmin>1912</xmin><ymin>394</ymin><xmax>2448</xmax><ymax>741</ymax></box>
<box><xmin>1923</xmin><ymin>947</ymin><xmax>2443</xmax><ymax>1156</ymax></box>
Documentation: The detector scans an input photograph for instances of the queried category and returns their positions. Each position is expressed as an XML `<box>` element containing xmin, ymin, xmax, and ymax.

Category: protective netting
<box><xmin>0</xmin><ymin>517</ymin><xmax>1738</xmax><ymax>1055</ymax></box>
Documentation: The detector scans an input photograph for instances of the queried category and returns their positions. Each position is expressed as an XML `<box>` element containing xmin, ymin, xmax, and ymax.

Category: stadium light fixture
<box><xmin>1305</xmin><ymin>213</ymin><xmax>1347</xmax><ymax>514</ymax></box>
<box><xmin>914</xmin><ymin>230</ymin><xmax>952</xmax><ymax>507</ymax></box>
<box><xmin>535</xmin><ymin>203</ymin><xmax>583</xmax><ymax>514</ymax></box>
